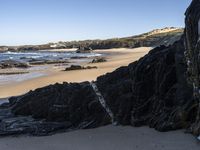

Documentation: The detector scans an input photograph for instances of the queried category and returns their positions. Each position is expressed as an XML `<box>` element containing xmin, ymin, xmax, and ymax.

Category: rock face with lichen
<box><xmin>0</xmin><ymin>0</ymin><xmax>199</xmax><ymax>137</ymax></box>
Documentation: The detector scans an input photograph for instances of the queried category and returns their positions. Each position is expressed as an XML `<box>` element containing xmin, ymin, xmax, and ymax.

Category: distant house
<box><xmin>50</xmin><ymin>43</ymin><xmax>66</xmax><ymax>48</ymax></box>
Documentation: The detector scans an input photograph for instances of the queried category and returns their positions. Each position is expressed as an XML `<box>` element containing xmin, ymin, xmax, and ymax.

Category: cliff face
<box><xmin>185</xmin><ymin>0</ymin><xmax>200</xmax><ymax>135</ymax></box>
<box><xmin>97</xmin><ymin>39</ymin><xmax>194</xmax><ymax>131</ymax></box>
<box><xmin>0</xmin><ymin>1</ymin><xmax>199</xmax><ymax>137</ymax></box>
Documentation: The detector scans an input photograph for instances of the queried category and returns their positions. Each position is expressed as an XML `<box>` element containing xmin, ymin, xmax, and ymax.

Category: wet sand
<box><xmin>0</xmin><ymin>125</ymin><xmax>199</xmax><ymax>150</ymax></box>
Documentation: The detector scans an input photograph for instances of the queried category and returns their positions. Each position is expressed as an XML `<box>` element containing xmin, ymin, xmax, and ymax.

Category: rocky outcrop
<box><xmin>185</xmin><ymin>0</ymin><xmax>200</xmax><ymax>135</ymax></box>
<box><xmin>64</xmin><ymin>65</ymin><xmax>97</xmax><ymax>71</ymax></box>
<box><xmin>0</xmin><ymin>60</ymin><xmax>30</xmax><ymax>69</ymax></box>
<box><xmin>0</xmin><ymin>0</ymin><xmax>199</xmax><ymax>137</ymax></box>
<box><xmin>76</xmin><ymin>46</ymin><xmax>92</xmax><ymax>53</ymax></box>
<box><xmin>91</xmin><ymin>57</ymin><xmax>107</xmax><ymax>63</ymax></box>
<box><xmin>29</xmin><ymin>59</ymin><xmax>69</xmax><ymax>65</ymax></box>
<box><xmin>0</xmin><ymin>40</ymin><xmax>193</xmax><ymax>136</ymax></box>
<box><xmin>0</xmin><ymin>82</ymin><xmax>110</xmax><ymax>135</ymax></box>
<box><xmin>97</xmin><ymin>40</ymin><xmax>194</xmax><ymax>131</ymax></box>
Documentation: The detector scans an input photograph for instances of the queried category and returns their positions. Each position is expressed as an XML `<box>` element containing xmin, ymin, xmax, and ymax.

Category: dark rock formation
<box><xmin>0</xmin><ymin>40</ymin><xmax>192</xmax><ymax>136</ymax></box>
<box><xmin>70</xmin><ymin>56</ymin><xmax>88</xmax><ymax>59</ymax></box>
<box><xmin>0</xmin><ymin>60</ymin><xmax>30</xmax><ymax>69</ymax></box>
<box><xmin>76</xmin><ymin>46</ymin><xmax>92</xmax><ymax>53</ymax></box>
<box><xmin>97</xmin><ymin>40</ymin><xmax>193</xmax><ymax>131</ymax></box>
<box><xmin>64</xmin><ymin>65</ymin><xmax>97</xmax><ymax>71</ymax></box>
<box><xmin>0</xmin><ymin>82</ymin><xmax>110</xmax><ymax>135</ymax></box>
<box><xmin>91</xmin><ymin>57</ymin><xmax>107</xmax><ymax>63</ymax></box>
<box><xmin>0</xmin><ymin>0</ymin><xmax>199</xmax><ymax>137</ymax></box>
<box><xmin>185</xmin><ymin>0</ymin><xmax>200</xmax><ymax>135</ymax></box>
<box><xmin>29</xmin><ymin>59</ymin><xmax>69</xmax><ymax>65</ymax></box>
<box><xmin>0</xmin><ymin>71</ymin><xmax>29</xmax><ymax>75</ymax></box>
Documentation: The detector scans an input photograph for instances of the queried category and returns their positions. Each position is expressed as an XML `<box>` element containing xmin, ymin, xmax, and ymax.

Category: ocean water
<box><xmin>0</xmin><ymin>50</ymin><xmax>101</xmax><ymax>62</ymax></box>
<box><xmin>0</xmin><ymin>50</ymin><xmax>102</xmax><ymax>85</ymax></box>
<box><xmin>0</xmin><ymin>72</ymin><xmax>47</xmax><ymax>85</ymax></box>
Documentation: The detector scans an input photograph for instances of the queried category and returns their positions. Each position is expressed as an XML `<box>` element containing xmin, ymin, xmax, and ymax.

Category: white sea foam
<box><xmin>0</xmin><ymin>50</ymin><xmax>102</xmax><ymax>84</ymax></box>
<box><xmin>0</xmin><ymin>51</ymin><xmax>102</xmax><ymax>62</ymax></box>
<box><xmin>0</xmin><ymin>72</ymin><xmax>46</xmax><ymax>85</ymax></box>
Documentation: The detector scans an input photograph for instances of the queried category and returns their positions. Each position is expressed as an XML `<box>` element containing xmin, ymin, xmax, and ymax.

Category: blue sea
<box><xmin>0</xmin><ymin>50</ymin><xmax>102</xmax><ymax>85</ymax></box>
<box><xmin>0</xmin><ymin>50</ymin><xmax>101</xmax><ymax>63</ymax></box>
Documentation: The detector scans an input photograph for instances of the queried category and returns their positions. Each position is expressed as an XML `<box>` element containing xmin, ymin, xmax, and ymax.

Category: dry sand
<box><xmin>0</xmin><ymin>47</ymin><xmax>152</xmax><ymax>98</ymax></box>
<box><xmin>0</xmin><ymin>125</ymin><xmax>199</xmax><ymax>150</ymax></box>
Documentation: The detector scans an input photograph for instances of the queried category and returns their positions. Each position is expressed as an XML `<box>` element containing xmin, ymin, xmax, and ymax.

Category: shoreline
<box><xmin>0</xmin><ymin>47</ymin><xmax>152</xmax><ymax>98</ymax></box>
<box><xmin>0</xmin><ymin>125</ymin><xmax>199</xmax><ymax>150</ymax></box>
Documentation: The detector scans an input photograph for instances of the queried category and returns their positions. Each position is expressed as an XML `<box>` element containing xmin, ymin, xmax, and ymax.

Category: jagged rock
<box><xmin>0</xmin><ymin>0</ymin><xmax>199</xmax><ymax>137</ymax></box>
<box><xmin>185</xmin><ymin>0</ymin><xmax>200</xmax><ymax>136</ymax></box>
<box><xmin>97</xmin><ymin>41</ymin><xmax>193</xmax><ymax>130</ymax></box>
<box><xmin>0</xmin><ymin>114</ymin><xmax>72</xmax><ymax>136</ymax></box>
<box><xmin>91</xmin><ymin>57</ymin><xmax>107</xmax><ymax>63</ymax></box>
<box><xmin>1</xmin><ymin>82</ymin><xmax>110</xmax><ymax>135</ymax></box>
<box><xmin>76</xmin><ymin>46</ymin><xmax>92</xmax><ymax>53</ymax></box>
<box><xmin>0</xmin><ymin>60</ymin><xmax>29</xmax><ymax>69</ymax></box>
<box><xmin>29</xmin><ymin>59</ymin><xmax>70</xmax><ymax>65</ymax></box>
<box><xmin>64</xmin><ymin>65</ymin><xmax>97</xmax><ymax>71</ymax></box>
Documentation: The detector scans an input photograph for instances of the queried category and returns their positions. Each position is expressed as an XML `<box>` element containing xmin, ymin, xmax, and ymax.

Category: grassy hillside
<box><xmin>0</xmin><ymin>27</ymin><xmax>183</xmax><ymax>52</ymax></box>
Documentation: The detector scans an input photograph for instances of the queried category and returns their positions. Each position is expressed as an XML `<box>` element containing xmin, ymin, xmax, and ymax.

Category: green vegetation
<box><xmin>0</xmin><ymin>28</ymin><xmax>184</xmax><ymax>52</ymax></box>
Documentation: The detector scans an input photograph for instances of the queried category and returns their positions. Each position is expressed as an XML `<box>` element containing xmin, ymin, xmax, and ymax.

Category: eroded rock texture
<box><xmin>0</xmin><ymin>82</ymin><xmax>110</xmax><ymax>135</ymax></box>
<box><xmin>185</xmin><ymin>0</ymin><xmax>200</xmax><ymax>135</ymax></box>
<box><xmin>97</xmin><ymin>40</ymin><xmax>193</xmax><ymax>132</ymax></box>
<box><xmin>0</xmin><ymin>0</ymin><xmax>199</xmax><ymax>137</ymax></box>
<box><xmin>0</xmin><ymin>40</ymin><xmax>194</xmax><ymax>136</ymax></box>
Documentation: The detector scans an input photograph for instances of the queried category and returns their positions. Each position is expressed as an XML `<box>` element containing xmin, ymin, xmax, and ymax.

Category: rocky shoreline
<box><xmin>0</xmin><ymin>0</ymin><xmax>199</xmax><ymax>139</ymax></box>
<box><xmin>0</xmin><ymin>39</ymin><xmax>194</xmax><ymax>136</ymax></box>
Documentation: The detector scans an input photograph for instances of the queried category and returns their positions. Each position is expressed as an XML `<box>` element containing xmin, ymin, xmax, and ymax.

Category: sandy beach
<box><xmin>1</xmin><ymin>47</ymin><xmax>198</xmax><ymax>150</ymax></box>
<box><xmin>0</xmin><ymin>125</ymin><xmax>199</xmax><ymax>150</ymax></box>
<box><xmin>0</xmin><ymin>48</ymin><xmax>199</xmax><ymax>150</ymax></box>
<box><xmin>0</xmin><ymin>47</ymin><xmax>152</xmax><ymax>98</ymax></box>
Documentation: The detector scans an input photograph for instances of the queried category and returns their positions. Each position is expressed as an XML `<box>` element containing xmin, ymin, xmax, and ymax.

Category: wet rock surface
<box><xmin>91</xmin><ymin>57</ymin><xmax>107</xmax><ymax>63</ymax></box>
<box><xmin>76</xmin><ymin>46</ymin><xmax>92</xmax><ymax>53</ymax></box>
<box><xmin>64</xmin><ymin>65</ymin><xmax>97</xmax><ymax>71</ymax></box>
<box><xmin>0</xmin><ymin>60</ymin><xmax>30</xmax><ymax>69</ymax></box>
<box><xmin>29</xmin><ymin>59</ymin><xmax>70</xmax><ymax>65</ymax></box>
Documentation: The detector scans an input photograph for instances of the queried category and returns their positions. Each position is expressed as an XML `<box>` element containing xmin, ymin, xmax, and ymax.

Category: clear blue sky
<box><xmin>0</xmin><ymin>0</ymin><xmax>191</xmax><ymax>46</ymax></box>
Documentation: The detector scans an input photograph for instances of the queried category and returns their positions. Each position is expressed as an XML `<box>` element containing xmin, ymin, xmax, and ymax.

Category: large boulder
<box><xmin>0</xmin><ymin>82</ymin><xmax>110</xmax><ymax>135</ymax></box>
<box><xmin>97</xmin><ymin>40</ymin><xmax>193</xmax><ymax>131</ymax></box>
<box><xmin>11</xmin><ymin>82</ymin><xmax>110</xmax><ymax>127</ymax></box>
<box><xmin>185</xmin><ymin>0</ymin><xmax>200</xmax><ymax>135</ymax></box>
<box><xmin>0</xmin><ymin>60</ymin><xmax>29</xmax><ymax>69</ymax></box>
